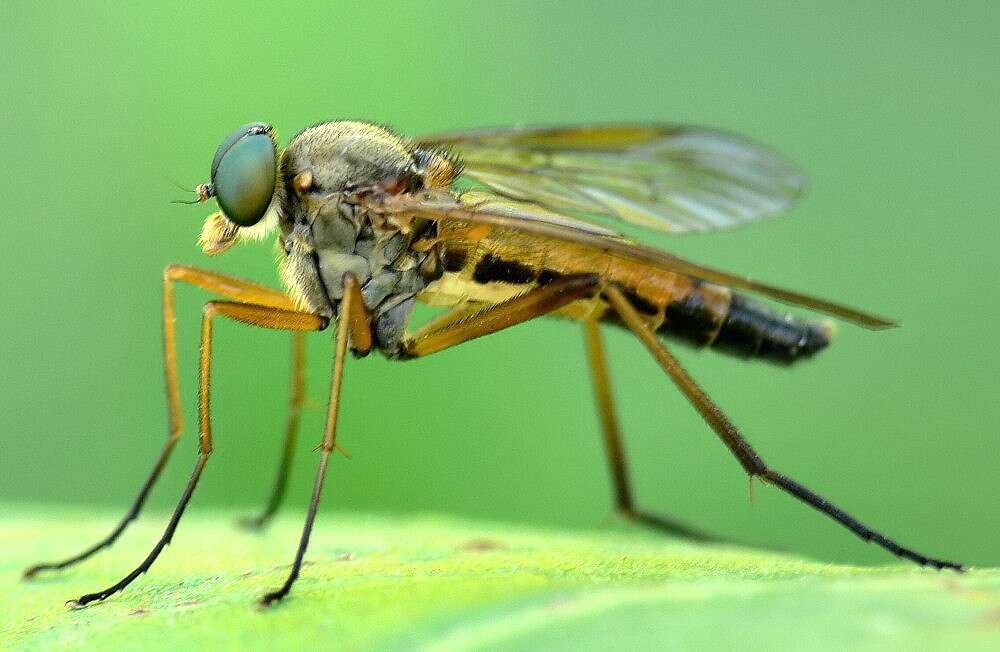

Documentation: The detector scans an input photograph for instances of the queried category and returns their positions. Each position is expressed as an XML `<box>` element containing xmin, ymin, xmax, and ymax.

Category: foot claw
<box><xmin>935</xmin><ymin>559</ymin><xmax>966</xmax><ymax>572</ymax></box>
<box><xmin>67</xmin><ymin>591</ymin><xmax>108</xmax><ymax>609</ymax></box>
<box><xmin>259</xmin><ymin>593</ymin><xmax>281</xmax><ymax>608</ymax></box>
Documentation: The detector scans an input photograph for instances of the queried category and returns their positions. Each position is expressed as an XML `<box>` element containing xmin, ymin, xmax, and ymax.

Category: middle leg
<box><xmin>582</xmin><ymin>318</ymin><xmax>716</xmax><ymax>542</ymax></box>
<box><xmin>240</xmin><ymin>331</ymin><xmax>308</xmax><ymax>530</ymax></box>
<box><xmin>260</xmin><ymin>272</ymin><xmax>373</xmax><ymax>606</ymax></box>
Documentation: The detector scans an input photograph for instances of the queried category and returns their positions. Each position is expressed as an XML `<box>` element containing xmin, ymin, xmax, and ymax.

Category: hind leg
<box><xmin>602</xmin><ymin>283</ymin><xmax>963</xmax><ymax>569</ymax></box>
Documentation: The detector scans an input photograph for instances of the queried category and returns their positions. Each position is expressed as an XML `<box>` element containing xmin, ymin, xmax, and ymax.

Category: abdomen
<box><xmin>654</xmin><ymin>281</ymin><xmax>832</xmax><ymax>363</ymax></box>
<box><xmin>420</xmin><ymin>230</ymin><xmax>832</xmax><ymax>364</ymax></box>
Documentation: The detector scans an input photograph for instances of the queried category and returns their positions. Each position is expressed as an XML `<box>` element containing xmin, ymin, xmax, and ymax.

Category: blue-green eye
<box><xmin>211</xmin><ymin>123</ymin><xmax>277</xmax><ymax>227</ymax></box>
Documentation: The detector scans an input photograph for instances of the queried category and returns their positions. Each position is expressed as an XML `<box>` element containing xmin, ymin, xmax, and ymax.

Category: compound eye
<box><xmin>211</xmin><ymin>123</ymin><xmax>276</xmax><ymax>227</ymax></box>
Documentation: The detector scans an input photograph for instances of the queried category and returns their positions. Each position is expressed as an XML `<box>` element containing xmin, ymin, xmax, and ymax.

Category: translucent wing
<box><xmin>453</xmin><ymin>189</ymin><xmax>626</xmax><ymax>239</ymax></box>
<box><xmin>363</xmin><ymin>190</ymin><xmax>894</xmax><ymax>329</ymax></box>
<box><xmin>416</xmin><ymin>124</ymin><xmax>806</xmax><ymax>235</ymax></box>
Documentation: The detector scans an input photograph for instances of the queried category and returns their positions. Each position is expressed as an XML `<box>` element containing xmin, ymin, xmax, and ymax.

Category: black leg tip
<box><xmin>902</xmin><ymin>549</ymin><xmax>965</xmax><ymax>572</ymax></box>
<box><xmin>258</xmin><ymin>590</ymin><xmax>287</xmax><ymax>609</ymax></box>
<box><xmin>67</xmin><ymin>591</ymin><xmax>109</xmax><ymax>609</ymax></box>
<box><xmin>23</xmin><ymin>566</ymin><xmax>43</xmax><ymax>580</ymax></box>
<box><xmin>934</xmin><ymin>560</ymin><xmax>966</xmax><ymax>573</ymax></box>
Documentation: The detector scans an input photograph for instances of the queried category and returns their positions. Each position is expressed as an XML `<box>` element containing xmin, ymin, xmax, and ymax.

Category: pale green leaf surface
<box><xmin>2</xmin><ymin>508</ymin><xmax>998</xmax><ymax>651</ymax></box>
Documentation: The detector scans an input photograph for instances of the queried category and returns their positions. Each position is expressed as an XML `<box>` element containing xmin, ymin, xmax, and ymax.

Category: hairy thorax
<box><xmin>274</xmin><ymin>122</ymin><xmax>445</xmax><ymax>355</ymax></box>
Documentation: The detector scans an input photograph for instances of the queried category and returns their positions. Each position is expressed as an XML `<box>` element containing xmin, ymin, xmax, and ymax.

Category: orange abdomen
<box><xmin>425</xmin><ymin>228</ymin><xmax>831</xmax><ymax>363</ymax></box>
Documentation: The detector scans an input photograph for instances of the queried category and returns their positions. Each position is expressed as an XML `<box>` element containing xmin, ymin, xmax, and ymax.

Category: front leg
<box><xmin>70</xmin><ymin>300</ymin><xmax>328</xmax><ymax>607</ymax></box>
<box><xmin>24</xmin><ymin>264</ymin><xmax>303</xmax><ymax>579</ymax></box>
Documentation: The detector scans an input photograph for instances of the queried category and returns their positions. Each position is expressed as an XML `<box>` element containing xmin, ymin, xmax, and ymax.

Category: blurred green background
<box><xmin>1</xmin><ymin>1</ymin><xmax>996</xmax><ymax>569</ymax></box>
